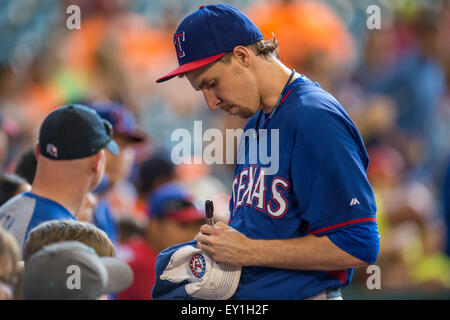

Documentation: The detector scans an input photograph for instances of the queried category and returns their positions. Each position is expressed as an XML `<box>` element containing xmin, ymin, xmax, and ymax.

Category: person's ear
<box><xmin>34</xmin><ymin>143</ymin><xmax>40</xmax><ymax>159</ymax></box>
<box><xmin>232</xmin><ymin>46</ymin><xmax>251</xmax><ymax>67</ymax></box>
<box><xmin>92</xmin><ymin>149</ymin><xmax>105</xmax><ymax>173</ymax></box>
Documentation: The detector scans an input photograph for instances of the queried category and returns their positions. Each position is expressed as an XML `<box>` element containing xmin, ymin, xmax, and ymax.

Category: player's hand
<box><xmin>196</xmin><ymin>221</ymin><xmax>254</xmax><ymax>266</ymax></box>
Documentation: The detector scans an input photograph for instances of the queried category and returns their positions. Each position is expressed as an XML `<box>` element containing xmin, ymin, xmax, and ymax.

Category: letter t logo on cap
<box><xmin>174</xmin><ymin>32</ymin><xmax>186</xmax><ymax>58</ymax></box>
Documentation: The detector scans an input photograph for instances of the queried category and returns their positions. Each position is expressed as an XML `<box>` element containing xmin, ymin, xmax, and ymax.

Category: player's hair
<box><xmin>23</xmin><ymin>220</ymin><xmax>116</xmax><ymax>261</ymax></box>
<box><xmin>219</xmin><ymin>37</ymin><xmax>279</xmax><ymax>64</ymax></box>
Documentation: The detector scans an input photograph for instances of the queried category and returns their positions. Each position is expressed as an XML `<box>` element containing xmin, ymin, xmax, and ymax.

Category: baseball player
<box><xmin>156</xmin><ymin>4</ymin><xmax>380</xmax><ymax>300</ymax></box>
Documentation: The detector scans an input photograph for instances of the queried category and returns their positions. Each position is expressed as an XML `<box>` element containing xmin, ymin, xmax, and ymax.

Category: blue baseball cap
<box><xmin>90</xmin><ymin>101</ymin><xmax>147</xmax><ymax>143</ymax></box>
<box><xmin>152</xmin><ymin>240</ymin><xmax>241</xmax><ymax>300</ymax></box>
<box><xmin>156</xmin><ymin>4</ymin><xmax>263</xmax><ymax>83</ymax></box>
<box><xmin>148</xmin><ymin>183</ymin><xmax>205</xmax><ymax>223</ymax></box>
<box><xmin>39</xmin><ymin>104</ymin><xmax>119</xmax><ymax>160</ymax></box>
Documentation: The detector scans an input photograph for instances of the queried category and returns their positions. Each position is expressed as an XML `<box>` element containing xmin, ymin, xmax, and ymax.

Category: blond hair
<box><xmin>0</xmin><ymin>227</ymin><xmax>20</xmax><ymax>272</ymax></box>
<box><xmin>23</xmin><ymin>220</ymin><xmax>116</xmax><ymax>262</ymax></box>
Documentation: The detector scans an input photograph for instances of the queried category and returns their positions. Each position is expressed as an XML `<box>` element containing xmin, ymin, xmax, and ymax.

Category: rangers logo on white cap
<box><xmin>189</xmin><ymin>253</ymin><xmax>206</xmax><ymax>278</ymax></box>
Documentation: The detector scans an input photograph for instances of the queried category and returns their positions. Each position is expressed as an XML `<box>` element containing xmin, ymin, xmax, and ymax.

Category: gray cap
<box><xmin>23</xmin><ymin>241</ymin><xmax>133</xmax><ymax>300</ymax></box>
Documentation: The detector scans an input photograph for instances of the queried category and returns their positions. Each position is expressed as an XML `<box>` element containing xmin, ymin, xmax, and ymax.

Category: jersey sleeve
<box><xmin>291</xmin><ymin>94</ymin><xmax>377</xmax><ymax>236</ymax></box>
<box><xmin>327</xmin><ymin>223</ymin><xmax>380</xmax><ymax>264</ymax></box>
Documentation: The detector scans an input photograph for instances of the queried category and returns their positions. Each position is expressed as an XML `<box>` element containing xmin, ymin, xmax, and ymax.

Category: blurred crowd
<box><xmin>0</xmin><ymin>0</ymin><xmax>450</xmax><ymax>299</ymax></box>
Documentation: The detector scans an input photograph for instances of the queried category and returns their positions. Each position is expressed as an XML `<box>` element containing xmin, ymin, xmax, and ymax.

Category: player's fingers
<box><xmin>197</xmin><ymin>238</ymin><xmax>212</xmax><ymax>252</ymax></box>
<box><xmin>199</xmin><ymin>224</ymin><xmax>215</xmax><ymax>235</ymax></box>
<box><xmin>215</xmin><ymin>221</ymin><xmax>231</xmax><ymax>230</ymax></box>
<box><xmin>196</xmin><ymin>232</ymin><xmax>211</xmax><ymax>245</ymax></box>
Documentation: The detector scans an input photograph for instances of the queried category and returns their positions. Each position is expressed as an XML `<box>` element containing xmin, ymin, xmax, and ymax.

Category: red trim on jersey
<box><xmin>311</xmin><ymin>217</ymin><xmax>377</xmax><ymax>235</ymax></box>
<box><xmin>279</xmin><ymin>89</ymin><xmax>292</xmax><ymax>106</ymax></box>
<box><xmin>264</xmin><ymin>88</ymin><xmax>293</xmax><ymax>125</ymax></box>
<box><xmin>326</xmin><ymin>270</ymin><xmax>347</xmax><ymax>285</ymax></box>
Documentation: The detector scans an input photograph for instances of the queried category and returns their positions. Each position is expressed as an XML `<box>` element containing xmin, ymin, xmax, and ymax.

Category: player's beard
<box><xmin>220</xmin><ymin>104</ymin><xmax>256</xmax><ymax>119</ymax></box>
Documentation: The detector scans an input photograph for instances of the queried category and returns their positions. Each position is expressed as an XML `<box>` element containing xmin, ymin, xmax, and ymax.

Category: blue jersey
<box><xmin>93</xmin><ymin>197</ymin><xmax>119</xmax><ymax>246</ymax></box>
<box><xmin>228</xmin><ymin>75</ymin><xmax>378</xmax><ymax>299</ymax></box>
<box><xmin>0</xmin><ymin>192</ymin><xmax>76</xmax><ymax>254</ymax></box>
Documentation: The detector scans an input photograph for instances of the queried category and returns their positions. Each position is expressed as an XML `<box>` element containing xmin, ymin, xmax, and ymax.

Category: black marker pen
<box><xmin>205</xmin><ymin>200</ymin><xmax>214</xmax><ymax>226</ymax></box>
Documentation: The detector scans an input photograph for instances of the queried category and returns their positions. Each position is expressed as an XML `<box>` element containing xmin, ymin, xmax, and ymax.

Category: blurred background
<box><xmin>0</xmin><ymin>0</ymin><xmax>449</xmax><ymax>299</ymax></box>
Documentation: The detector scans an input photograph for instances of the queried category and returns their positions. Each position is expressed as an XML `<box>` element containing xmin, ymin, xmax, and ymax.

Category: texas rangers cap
<box><xmin>39</xmin><ymin>104</ymin><xmax>119</xmax><ymax>160</ymax></box>
<box><xmin>152</xmin><ymin>240</ymin><xmax>241</xmax><ymax>300</ymax></box>
<box><xmin>22</xmin><ymin>241</ymin><xmax>133</xmax><ymax>300</ymax></box>
<box><xmin>156</xmin><ymin>4</ymin><xmax>263</xmax><ymax>83</ymax></box>
<box><xmin>90</xmin><ymin>101</ymin><xmax>147</xmax><ymax>143</ymax></box>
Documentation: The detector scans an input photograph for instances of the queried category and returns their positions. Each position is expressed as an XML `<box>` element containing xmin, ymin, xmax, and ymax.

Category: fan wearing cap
<box><xmin>89</xmin><ymin>101</ymin><xmax>147</xmax><ymax>246</ymax></box>
<box><xmin>157</xmin><ymin>4</ymin><xmax>380</xmax><ymax>299</ymax></box>
<box><xmin>22</xmin><ymin>241</ymin><xmax>133</xmax><ymax>300</ymax></box>
<box><xmin>116</xmin><ymin>183</ymin><xmax>204</xmax><ymax>300</ymax></box>
<box><xmin>0</xmin><ymin>104</ymin><xmax>119</xmax><ymax>255</ymax></box>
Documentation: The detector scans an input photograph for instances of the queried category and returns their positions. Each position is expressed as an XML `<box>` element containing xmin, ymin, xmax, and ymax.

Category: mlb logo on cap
<box><xmin>46</xmin><ymin>144</ymin><xmax>58</xmax><ymax>158</ymax></box>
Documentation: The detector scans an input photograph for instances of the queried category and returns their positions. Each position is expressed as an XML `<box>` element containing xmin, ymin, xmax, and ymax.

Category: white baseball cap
<box><xmin>152</xmin><ymin>240</ymin><xmax>241</xmax><ymax>300</ymax></box>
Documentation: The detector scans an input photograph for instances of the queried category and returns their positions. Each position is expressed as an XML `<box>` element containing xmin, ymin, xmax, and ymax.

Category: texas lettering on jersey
<box><xmin>231</xmin><ymin>165</ymin><xmax>289</xmax><ymax>218</ymax></box>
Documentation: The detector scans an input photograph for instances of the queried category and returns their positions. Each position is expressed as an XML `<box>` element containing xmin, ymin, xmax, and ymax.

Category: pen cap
<box><xmin>205</xmin><ymin>200</ymin><xmax>214</xmax><ymax>219</ymax></box>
